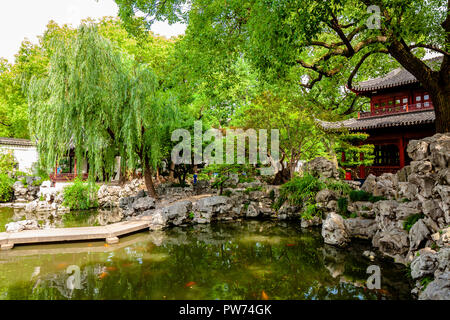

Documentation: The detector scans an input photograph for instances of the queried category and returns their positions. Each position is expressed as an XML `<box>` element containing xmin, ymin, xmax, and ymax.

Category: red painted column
<box><xmin>399</xmin><ymin>138</ymin><xmax>405</xmax><ymax>168</ymax></box>
<box><xmin>359</xmin><ymin>152</ymin><xmax>365</xmax><ymax>179</ymax></box>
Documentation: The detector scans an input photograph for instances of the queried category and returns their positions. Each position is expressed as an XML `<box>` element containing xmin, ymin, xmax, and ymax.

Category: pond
<box><xmin>0</xmin><ymin>217</ymin><xmax>413</xmax><ymax>300</ymax></box>
<box><xmin>0</xmin><ymin>207</ymin><xmax>123</xmax><ymax>232</ymax></box>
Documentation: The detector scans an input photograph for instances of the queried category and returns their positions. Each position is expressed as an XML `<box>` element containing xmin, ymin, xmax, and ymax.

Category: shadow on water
<box><xmin>0</xmin><ymin>219</ymin><xmax>413</xmax><ymax>300</ymax></box>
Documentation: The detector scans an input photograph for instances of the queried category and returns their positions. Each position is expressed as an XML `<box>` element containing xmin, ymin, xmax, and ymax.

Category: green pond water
<box><xmin>0</xmin><ymin>210</ymin><xmax>413</xmax><ymax>300</ymax></box>
<box><xmin>0</xmin><ymin>207</ymin><xmax>121</xmax><ymax>232</ymax></box>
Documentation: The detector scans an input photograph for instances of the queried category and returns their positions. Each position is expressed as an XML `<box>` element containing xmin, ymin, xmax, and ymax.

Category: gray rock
<box><xmin>315</xmin><ymin>189</ymin><xmax>337</xmax><ymax>203</ymax></box>
<box><xmin>375</xmin><ymin>227</ymin><xmax>410</xmax><ymax>258</ymax></box>
<box><xmin>361</xmin><ymin>174</ymin><xmax>376</xmax><ymax>194</ymax></box>
<box><xmin>344</xmin><ymin>218</ymin><xmax>377</xmax><ymax>239</ymax></box>
<box><xmin>301</xmin><ymin>216</ymin><xmax>322</xmax><ymax>228</ymax></box>
<box><xmin>304</xmin><ymin>157</ymin><xmax>339</xmax><ymax>179</ymax></box>
<box><xmin>419</xmin><ymin>272</ymin><xmax>450</xmax><ymax>300</ymax></box>
<box><xmin>246</xmin><ymin>203</ymin><xmax>259</xmax><ymax>218</ymax></box>
<box><xmin>321</xmin><ymin>212</ymin><xmax>350</xmax><ymax>247</ymax></box>
<box><xmin>409</xmin><ymin>219</ymin><xmax>430</xmax><ymax>251</ymax></box>
<box><xmin>410</xmin><ymin>251</ymin><xmax>438</xmax><ymax>279</ymax></box>
<box><xmin>132</xmin><ymin>196</ymin><xmax>155</xmax><ymax>212</ymax></box>
<box><xmin>407</xmin><ymin>138</ymin><xmax>430</xmax><ymax>161</ymax></box>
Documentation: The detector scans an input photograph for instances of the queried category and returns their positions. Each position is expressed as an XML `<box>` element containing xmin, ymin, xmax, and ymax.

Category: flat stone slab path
<box><xmin>0</xmin><ymin>216</ymin><xmax>153</xmax><ymax>251</ymax></box>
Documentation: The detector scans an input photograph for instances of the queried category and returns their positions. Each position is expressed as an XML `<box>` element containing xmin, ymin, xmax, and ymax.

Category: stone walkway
<box><xmin>0</xmin><ymin>215</ymin><xmax>153</xmax><ymax>251</ymax></box>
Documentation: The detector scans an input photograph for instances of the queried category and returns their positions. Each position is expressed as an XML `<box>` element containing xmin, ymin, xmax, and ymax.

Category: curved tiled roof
<box><xmin>353</xmin><ymin>56</ymin><xmax>443</xmax><ymax>92</ymax></box>
<box><xmin>0</xmin><ymin>137</ymin><xmax>35</xmax><ymax>147</ymax></box>
<box><xmin>319</xmin><ymin>110</ymin><xmax>435</xmax><ymax>131</ymax></box>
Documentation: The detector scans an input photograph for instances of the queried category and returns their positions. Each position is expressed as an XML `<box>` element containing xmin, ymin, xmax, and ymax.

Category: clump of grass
<box><xmin>403</xmin><ymin>213</ymin><xmax>425</xmax><ymax>231</ymax></box>
<box><xmin>244</xmin><ymin>186</ymin><xmax>262</xmax><ymax>194</ymax></box>
<box><xmin>349</xmin><ymin>190</ymin><xmax>386</xmax><ymax>203</ymax></box>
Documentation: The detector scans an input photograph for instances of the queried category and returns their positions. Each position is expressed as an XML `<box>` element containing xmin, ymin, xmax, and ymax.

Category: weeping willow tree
<box><xmin>28</xmin><ymin>24</ymin><xmax>178</xmax><ymax>198</ymax></box>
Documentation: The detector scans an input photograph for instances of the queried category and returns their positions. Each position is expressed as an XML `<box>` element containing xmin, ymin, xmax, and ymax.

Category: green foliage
<box><xmin>349</xmin><ymin>190</ymin><xmax>386</xmax><ymax>203</ymax></box>
<box><xmin>325</xmin><ymin>179</ymin><xmax>352</xmax><ymax>195</ymax></box>
<box><xmin>244</xmin><ymin>186</ymin><xmax>263</xmax><ymax>194</ymax></box>
<box><xmin>302</xmin><ymin>203</ymin><xmax>321</xmax><ymax>220</ymax></box>
<box><xmin>268</xmin><ymin>189</ymin><xmax>275</xmax><ymax>201</ymax></box>
<box><xmin>31</xmin><ymin>179</ymin><xmax>43</xmax><ymax>187</ymax></box>
<box><xmin>337</xmin><ymin>197</ymin><xmax>350</xmax><ymax>217</ymax></box>
<box><xmin>0</xmin><ymin>173</ymin><xmax>14</xmax><ymax>202</ymax></box>
<box><xmin>0</xmin><ymin>151</ymin><xmax>17</xmax><ymax>174</ymax></box>
<box><xmin>62</xmin><ymin>178</ymin><xmax>99</xmax><ymax>210</ymax></box>
<box><xmin>403</xmin><ymin>214</ymin><xmax>425</xmax><ymax>232</ymax></box>
<box><xmin>28</xmin><ymin>24</ymin><xmax>181</xmax><ymax>196</ymax></box>
<box><xmin>335</xmin><ymin>133</ymin><xmax>375</xmax><ymax>168</ymax></box>
<box><xmin>279</xmin><ymin>173</ymin><xmax>326</xmax><ymax>207</ymax></box>
<box><xmin>420</xmin><ymin>275</ymin><xmax>434</xmax><ymax>289</ymax></box>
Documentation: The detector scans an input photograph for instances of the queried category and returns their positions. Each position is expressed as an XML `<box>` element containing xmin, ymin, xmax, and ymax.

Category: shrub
<box><xmin>32</xmin><ymin>179</ymin><xmax>43</xmax><ymax>187</ymax></box>
<box><xmin>244</xmin><ymin>186</ymin><xmax>262</xmax><ymax>194</ymax></box>
<box><xmin>403</xmin><ymin>213</ymin><xmax>425</xmax><ymax>231</ymax></box>
<box><xmin>325</xmin><ymin>179</ymin><xmax>352</xmax><ymax>195</ymax></box>
<box><xmin>279</xmin><ymin>173</ymin><xmax>326</xmax><ymax>207</ymax></box>
<box><xmin>62</xmin><ymin>178</ymin><xmax>99</xmax><ymax>210</ymax></box>
<box><xmin>0</xmin><ymin>174</ymin><xmax>14</xmax><ymax>202</ymax></box>
<box><xmin>337</xmin><ymin>197</ymin><xmax>349</xmax><ymax>217</ymax></box>
<box><xmin>349</xmin><ymin>190</ymin><xmax>386</xmax><ymax>203</ymax></box>
<box><xmin>0</xmin><ymin>151</ymin><xmax>17</xmax><ymax>174</ymax></box>
<box><xmin>302</xmin><ymin>203</ymin><xmax>321</xmax><ymax>219</ymax></box>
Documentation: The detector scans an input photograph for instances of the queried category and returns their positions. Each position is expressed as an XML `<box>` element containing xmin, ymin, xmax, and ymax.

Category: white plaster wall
<box><xmin>0</xmin><ymin>145</ymin><xmax>39</xmax><ymax>173</ymax></box>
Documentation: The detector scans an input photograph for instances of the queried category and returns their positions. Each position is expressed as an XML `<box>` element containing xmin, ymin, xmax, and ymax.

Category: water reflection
<box><xmin>0</xmin><ymin>207</ymin><xmax>123</xmax><ymax>231</ymax></box>
<box><xmin>0</xmin><ymin>220</ymin><xmax>412</xmax><ymax>300</ymax></box>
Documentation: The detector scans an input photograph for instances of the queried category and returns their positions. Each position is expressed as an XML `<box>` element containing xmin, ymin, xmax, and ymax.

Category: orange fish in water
<box><xmin>286</xmin><ymin>243</ymin><xmax>296</xmax><ymax>247</ymax></box>
<box><xmin>106</xmin><ymin>266</ymin><xmax>117</xmax><ymax>272</ymax></box>
<box><xmin>99</xmin><ymin>272</ymin><xmax>109</xmax><ymax>279</ymax></box>
<box><xmin>104</xmin><ymin>244</ymin><xmax>109</xmax><ymax>248</ymax></box>
<box><xmin>184</xmin><ymin>281</ymin><xmax>196</xmax><ymax>288</ymax></box>
<box><xmin>56</xmin><ymin>263</ymin><xmax>68</xmax><ymax>269</ymax></box>
<box><xmin>261</xmin><ymin>290</ymin><xmax>269</xmax><ymax>300</ymax></box>
<box><xmin>87</xmin><ymin>244</ymin><xmax>92</xmax><ymax>247</ymax></box>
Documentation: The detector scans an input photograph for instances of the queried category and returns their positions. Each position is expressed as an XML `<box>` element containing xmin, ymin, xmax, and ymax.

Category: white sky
<box><xmin>0</xmin><ymin>0</ymin><xmax>186</xmax><ymax>63</ymax></box>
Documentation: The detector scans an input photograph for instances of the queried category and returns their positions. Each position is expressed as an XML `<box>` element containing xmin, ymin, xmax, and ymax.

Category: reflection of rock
<box><xmin>5</xmin><ymin>219</ymin><xmax>41</xmax><ymax>232</ymax></box>
<box><xmin>321</xmin><ymin>245</ymin><xmax>345</xmax><ymax>278</ymax></box>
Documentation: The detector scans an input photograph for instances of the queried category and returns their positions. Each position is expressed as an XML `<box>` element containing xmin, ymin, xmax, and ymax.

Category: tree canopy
<box><xmin>28</xmin><ymin>24</ymin><xmax>180</xmax><ymax>197</ymax></box>
<box><xmin>116</xmin><ymin>0</ymin><xmax>449</xmax><ymax>132</ymax></box>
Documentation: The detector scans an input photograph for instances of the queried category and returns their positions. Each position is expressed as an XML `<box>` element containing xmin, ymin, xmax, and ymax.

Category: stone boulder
<box><xmin>344</xmin><ymin>218</ymin><xmax>377</xmax><ymax>239</ymax></box>
<box><xmin>301</xmin><ymin>216</ymin><xmax>322</xmax><ymax>228</ymax></box>
<box><xmin>321</xmin><ymin>212</ymin><xmax>350</xmax><ymax>247</ymax></box>
<box><xmin>192</xmin><ymin>196</ymin><xmax>233</xmax><ymax>224</ymax></box>
<box><xmin>409</xmin><ymin>219</ymin><xmax>430</xmax><ymax>251</ymax></box>
<box><xmin>373</xmin><ymin>227</ymin><xmax>410</xmax><ymax>259</ymax></box>
<box><xmin>418</xmin><ymin>272</ymin><xmax>450</xmax><ymax>300</ymax></box>
<box><xmin>132</xmin><ymin>196</ymin><xmax>156</xmax><ymax>212</ymax></box>
<box><xmin>304</xmin><ymin>157</ymin><xmax>339</xmax><ymax>179</ymax></box>
<box><xmin>410</xmin><ymin>251</ymin><xmax>438</xmax><ymax>279</ymax></box>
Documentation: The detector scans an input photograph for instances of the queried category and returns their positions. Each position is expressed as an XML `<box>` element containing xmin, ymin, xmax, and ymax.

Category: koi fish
<box><xmin>261</xmin><ymin>290</ymin><xmax>269</xmax><ymax>300</ymax></box>
<box><xmin>185</xmin><ymin>281</ymin><xmax>196</xmax><ymax>288</ymax></box>
<box><xmin>56</xmin><ymin>263</ymin><xmax>68</xmax><ymax>269</ymax></box>
<box><xmin>286</xmin><ymin>243</ymin><xmax>296</xmax><ymax>247</ymax></box>
<box><xmin>99</xmin><ymin>272</ymin><xmax>109</xmax><ymax>279</ymax></box>
<box><xmin>106</xmin><ymin>266</ymin><xmax>117</xmax><ymax>272</ymax></box>
<box><xmin>104</xmin><ymin>244</ymin><xmax>109</xmax><ymax>248</ymax></box>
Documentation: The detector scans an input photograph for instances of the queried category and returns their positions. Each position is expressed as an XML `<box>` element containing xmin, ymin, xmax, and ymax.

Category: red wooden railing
<box><xmin>358</xmin><ymin>102</ymin><xmax>434</xmax><ymax>119</ymax></box>
<box><xmin>49</xmin><ymin>173</ymin><xmax>89</xmax><ymax>183</ymax></box>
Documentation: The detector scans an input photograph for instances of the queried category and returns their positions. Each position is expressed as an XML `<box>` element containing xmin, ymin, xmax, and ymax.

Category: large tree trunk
<box><xmin>144</xmin><ymin>163</ymin><xmax>158</xmax><ymax>199</ymax></box>
<box><xmin>386</xmin><ymin>38</ymin><xmax>450</xmax><ymax>133</ymax></box>
<box><xmin>429</xmin><ymin>81</ymin><xmax>450</xmax><ymax>133</ymax></box>
<box><xmin>168</xmin><ymin>161</ymin><xmax>175</xmax><ymax>182</ymax></box>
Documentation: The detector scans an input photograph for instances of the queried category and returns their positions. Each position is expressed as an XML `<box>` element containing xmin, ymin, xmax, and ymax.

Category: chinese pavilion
<box><xmin>320</xmin><ymin>56</ymin><xmax>442</xmax><ymax>179</ymax></box>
